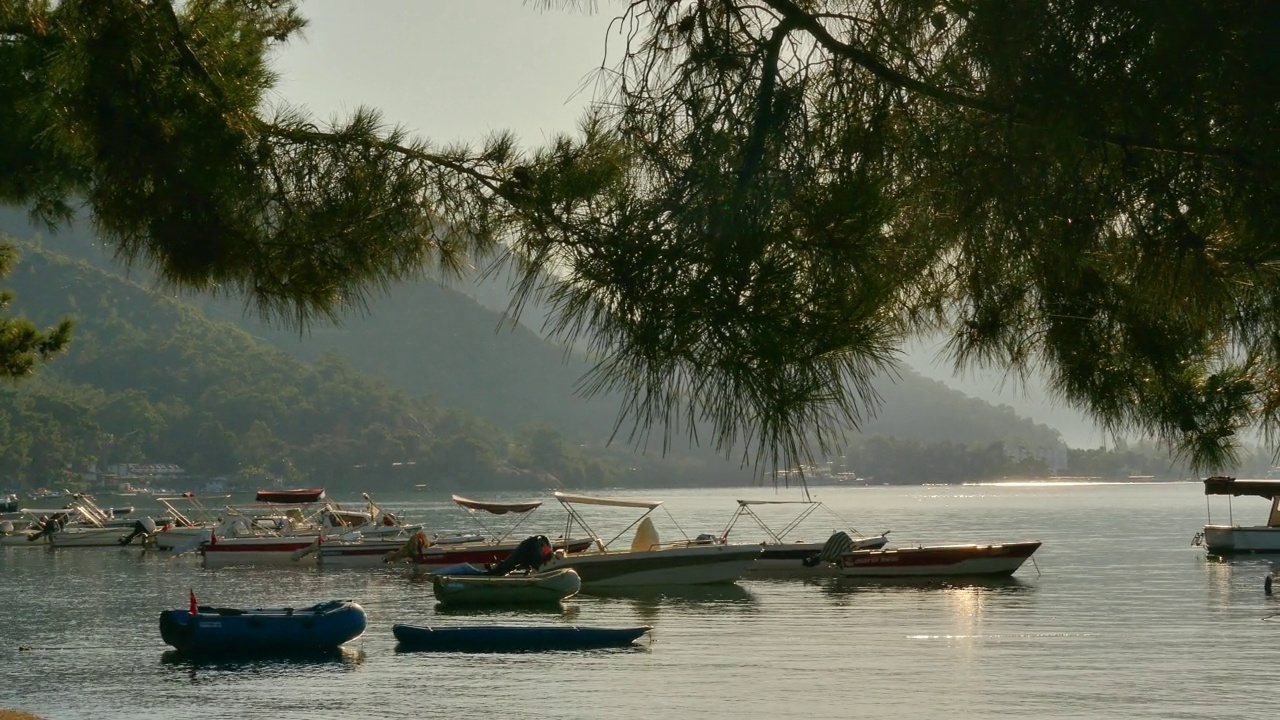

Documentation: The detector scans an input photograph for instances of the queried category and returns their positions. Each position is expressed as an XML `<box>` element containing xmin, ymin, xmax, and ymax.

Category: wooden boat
<box><xmin>391</xmin><ymin>623</ymin><xmax>651</xmax><ymax>652</ymax></box>
<box><xmin>159</xmin><ymin>596</ymin><xmax>366</xmax><ymax>655</ymax></box>
<box><xmin>255</xmin><ymin>488</ymin><xmax>326</xmax><ymax>504</ymax></box>
<box><xmin>1196</xmin><ymin>476</ymin><xmax>1280</xmax><ymax>554</ymax></box>
<box><xmin>836</xmin><ymin>541</ymin><xmax>1042</xmax><ymax>578</ymax></box>
<box><xmin>432</xmin><ymin>568</ymin><xmax>582</xmax><ymax>606</ymax></box>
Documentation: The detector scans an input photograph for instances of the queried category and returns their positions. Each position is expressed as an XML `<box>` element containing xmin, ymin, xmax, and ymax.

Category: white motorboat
<box><xmin>1197</xmin><ymin>476</ymin><xmax>1280</xmax><ymax>554</ymax></box>
<box><xmin>720</xmin><ymin>498</ymin><xmax>890</xmax><ymax>575</ymax></box>
<box><xmin>201</xmin><ymin>494</ymin><xmax>420</xmax><ymax>567</ymax></box>
<box><xmin>382</xmin><ymin>495</ymin><xmax>595</xmax><ymax>574</ymax></box>
<box><xmin>537</xmin><ymin>492</ymin><xmax>762</xmax><ymax>587</ymax></box>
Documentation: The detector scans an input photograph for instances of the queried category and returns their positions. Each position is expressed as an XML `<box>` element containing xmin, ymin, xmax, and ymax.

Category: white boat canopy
<box><xmin>553</xmin><ymin>492</ymin><xmax>663</xmax><ymax>510</ymax></box>
<box><xmin>452</xmin><ymin>495</ymin><xmax>543</xmax><ymax>514</ymax></box>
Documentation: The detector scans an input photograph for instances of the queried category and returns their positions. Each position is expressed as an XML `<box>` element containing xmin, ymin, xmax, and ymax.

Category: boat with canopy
<box><xmin>720</xmin><ymin>498</ymin><xmax>890</xmax><ymax>574</ymax></box>
<box><xmin>535</xmin><ymin>492</ymin><xmax>762</xmax><ymax>587</ymax></box>
<box><xmin>1195</xmin><ymin>476</ymin><xmax>1280</xmax><ymax>554</ymax></box>
<box><xmin>382</xmin><ymin>495</ymin><xmax>594</xmax><ymax>573</ymax></box>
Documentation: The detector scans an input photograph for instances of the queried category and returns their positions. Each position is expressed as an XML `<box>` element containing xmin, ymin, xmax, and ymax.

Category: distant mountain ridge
<box><xmin>0</xmin><ymin>208</ymin><xmax>1068</xmax><ymax>463</ymax></box>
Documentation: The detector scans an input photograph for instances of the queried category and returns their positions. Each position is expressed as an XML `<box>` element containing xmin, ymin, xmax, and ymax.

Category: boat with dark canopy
<box><xmin>1196</xmin><ymin>476</ymin><xmax>1280</xmax><ymax>554</ymax></box>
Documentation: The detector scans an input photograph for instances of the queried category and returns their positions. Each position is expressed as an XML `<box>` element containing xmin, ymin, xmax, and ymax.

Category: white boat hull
<box><xmin>202</xmin><ymin>537</ymin><xmax>320</xmax><ymax>567</ymax></box>
<box><xmin>48</xmin><ymin>527</ymin><xmax>132</xmax><ymax>547</ymax></box>
<box><xmin>541</xmin><ymin>544</ymin><xmax>762</xmax><ymax>587</ymax></box>
<box><xmin>1202</xmin><ymin>525</ymin><xmax>1280</xmax><ymax>554</ymax></box>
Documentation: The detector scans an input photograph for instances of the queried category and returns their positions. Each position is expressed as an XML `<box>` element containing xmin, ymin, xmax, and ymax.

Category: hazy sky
<box><xmin>268</xmin><ymin>1</ymin><xmax>1103</xmax><ymax>446</ymax></box>
<box><xmin>270</xmin><ymin>2</ymin><xmax>618</xmax><ymax>147</ymax></box>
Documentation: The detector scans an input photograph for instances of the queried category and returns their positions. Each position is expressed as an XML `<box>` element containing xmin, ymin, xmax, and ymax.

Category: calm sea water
<box><xmin>0</xmin><ymin>482</ymin><xmax>1275</xmax><ymax>720</ymax></box>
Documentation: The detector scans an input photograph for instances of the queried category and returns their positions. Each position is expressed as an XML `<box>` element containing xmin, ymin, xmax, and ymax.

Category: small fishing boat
<box><xmin>432</xmin><ymin>567</ymin><xmax>582</xmax><ymax>606</ymax></box>
<box><xmin>836</xmin><ymin>541</ymin><xmax>1042</xmax><ymax>578</ymax></box>
<box><xmin>255</xmin><ymin>488</ymin><xmax>327</xmax><ymax>504</ymax></box>
<box><xmin>391</xmin><ymin>623</ymin><xmax>652</xmax><ymax>652</ymax></box>
<box><xmin>159</xmin><ymin>595</ymin><xmax>366</xmax><ymax>655</ymax></box>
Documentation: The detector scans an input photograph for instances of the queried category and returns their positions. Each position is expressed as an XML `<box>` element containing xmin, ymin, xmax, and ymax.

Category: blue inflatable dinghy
<box><xmin>392</xmin><ymin>623</ymin><xmax>651</xmax><ymax>652</ymax></box>
<box><xmin>160</xmin><ymin>598</ymin><xmax>366</xmax><ymax>655</ymax></box>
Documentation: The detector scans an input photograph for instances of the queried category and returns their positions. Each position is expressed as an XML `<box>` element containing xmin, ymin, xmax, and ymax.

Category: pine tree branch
<box><xmin>759</xmin><ymin>0</ymin><xmax>1252</xmax><ymax>165</ymax></box>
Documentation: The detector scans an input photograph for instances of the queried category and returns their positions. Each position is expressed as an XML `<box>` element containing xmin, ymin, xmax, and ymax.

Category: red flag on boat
<box><xmin>189</xmin><ymin>589</ymin><xmax>198</xmax><ymax>616</ymax></box>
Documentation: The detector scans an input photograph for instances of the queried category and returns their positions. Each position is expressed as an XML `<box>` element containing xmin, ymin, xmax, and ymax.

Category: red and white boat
<box><xmin>199</xmin><ymin>494</ymin><xmax>420</xmax><ymax>567</ymax></box>
<box><xmin>836</xmin><ymin>541</ymin><xmax>1042</xmax><ymax>578</ymax></box>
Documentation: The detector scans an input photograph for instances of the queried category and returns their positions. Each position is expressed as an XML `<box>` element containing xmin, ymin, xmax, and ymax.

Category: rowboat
<box><xmin>255</xmin><ymin>488</ymin><xmax>326</xmax><ymax>504</ymax></box>
<box><xmin>836</xmin><ymin>541</ymin><xmax>1042</xmax><ymax>578</ymax></box>
<box><xmin>391</xmin><ymin>623</ymin><xmax>651</xmax><ymax>652</ymax></box>
<box><xmin>432</xmin><ymin>567</ymin><xmax>582</xmax><ymax>606</ymax></box>
<box><xmin>159</xmin><ymin>596</ymin><xmax>366</xmax><ymax>655</ymax></box>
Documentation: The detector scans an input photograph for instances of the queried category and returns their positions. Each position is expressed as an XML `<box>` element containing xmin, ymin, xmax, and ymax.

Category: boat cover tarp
<box><xmin>1203</xmin><ymin>476</ymin><xmax>1280</xmax><ymax>499</ymax></box>
<box><xmin>553</xmin><ymin>492</ymin><xmax>662</xmax><ymax>510</ymax></box>
<box><xmin>452</xmin><ymin>495</ymin><xmax>542</xmax><ymax>514</ymax></box>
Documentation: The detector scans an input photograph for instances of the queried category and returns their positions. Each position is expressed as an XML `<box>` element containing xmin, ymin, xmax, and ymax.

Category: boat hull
<box><xmin>750</xmin><ymin>536</ymin><xmax>891</xmax><ymax>575</ymax></box>
<box><xmin>406</xmin><ymin>537</ymin><xmax>597</xmax><ymax>570</ymax></box>
<box><xmin>48</xmin><ymin>527</ymin><xmax>132</xmax><ymax>547</ymax></box>
<box><xmin>432</xmin><ymin>568</ymin><xmax>582</xmax><ymax>605</ymax></box>
<box><xmin>1202</xmin><ymin>525</ymin><xmax>1280</xmax><ymax>554</ymax></box>
<box><xmin>317</xmin><ymin>538</ymin><xmax>413</xmax><ymax>567</ymax></box>
<box><xmin>540</xmin><ymin>544</ymin><xmax>762</xmax><ymax>587</ymax></box>
<box><xmin>837</xmin><ymin>541</ymin><xmax>1041</xmax><ymax>578</ymax></box>
<box><xmin>391</xmin><ymin>623</ymin><xmax>650</xmax><ymax>652</ymax></box>
<box><xmin>201</xmin><ymin>537</ymin><xmax>319</xmax><ymax>567</ymax></box>
<box><xmin>159</xmin><ymin>600</ymin><xmax>366</xmax><ymax>654</ymax></box>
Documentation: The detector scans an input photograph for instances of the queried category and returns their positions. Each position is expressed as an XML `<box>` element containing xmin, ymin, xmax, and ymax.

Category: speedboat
<box><xmin>721</xmin><ymin>498</ymin><xmax>889</xmax><ymax>575</ymax></box>
<box><xmin>1197</xmin><ymin>476</ymin><xmax>1280</xmax><ymax>554</ymax></box>
<box><xmin>536</xmin><ymin>492</ymin><xmax>762</xmax><ymax>587</ymax></box>
<box><xmin>836</xmin><ymin>541</ymin><xmax>1042</xmax><ymax>578</ymax></box>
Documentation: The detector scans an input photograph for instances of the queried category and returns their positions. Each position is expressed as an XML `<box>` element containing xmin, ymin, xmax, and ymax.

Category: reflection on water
<box><xmin>580</xmin><ymin>584</ymin><xmax>757</xmax><ymax>626</ymax></box>
<box><xmin>822</xmin><ymin>576</ymin><xmax>1033</xmax><ymax>596</ymax></box>
<box><xmin>432</xmin><ymin>601</ymin><xmax>582</xmax><ymax>622</ymax></box>
<box><xmin>160</xmin><ymin>646</ymin><xmax>366</xmax><ymax>683</ymax></box>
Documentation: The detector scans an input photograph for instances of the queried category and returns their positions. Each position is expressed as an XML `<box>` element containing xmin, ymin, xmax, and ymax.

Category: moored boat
<box><xmin>720</xmin><ymin>498</ymin><xmax>890</xmax><ymax>575</ymax></box>
<box><xmin>391</xmin><ymin>623</ymin><xmax>651</xmax><ymax>652</ymax></box>
<box><xmin>432</xmin><ymin>567</ymin><xmax>582</xmax><ymax>606</ymax></box>
<box><xmin>159</xmin><ymin>595</ymin><xmax>366</xmax><ymax>655</ymax></box>
<box><xmin>1196</xmin><ymin>476</ymin><xmax>1280</xmax><ymax>554</ymax></box>
<box><xmin>536</xmin><ymin>492</ymin><xmax>763</xmax><ymax>587</ymax></box>
<box><xmin>836</xmin><ymin>541</ymin><xmax>1042</xmax><ymax>578</ymax></box>
<box><xmin>255</xmin><ymin>488</ymin><xmax>326</xmax><ymax>503</ymax></box>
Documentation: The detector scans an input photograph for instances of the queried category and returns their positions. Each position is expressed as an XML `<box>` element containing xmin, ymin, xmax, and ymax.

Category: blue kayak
<box><xmin>392</xmin><ymin>624</ymin><xmax>652</xmax><ymax>652</ymax></box>
<box><xmin>159</xmin><ymin>600</ymin><xmax>366</xmax><ymax>655</ymax></box>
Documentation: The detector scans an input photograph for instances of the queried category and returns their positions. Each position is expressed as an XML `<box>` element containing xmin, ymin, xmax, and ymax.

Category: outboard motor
<box><xmin>488</xmin><ymin>535</ymin><xmax>554</xmax><ymax>576</ymax></box>
<box><xmin>29</xmin><ymin>513</ymin><xmax>66</xmax><ymax>541</ymax></box>
<box><xmin>802</xmin><ymin>531</ymin><xmax>855</xmax><ymax>567</ymax></box>
<box><xmin>118</xmin><ymin>517</ymin><xmax>158</xmax><ymax>546</ymax></box>
<box><xmin>0</xmin><ymin>520</ymin><xmax>13</xmax><ymax>535</ymax></box>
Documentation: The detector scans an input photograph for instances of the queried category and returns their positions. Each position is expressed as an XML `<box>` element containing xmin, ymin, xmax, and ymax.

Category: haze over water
<box><xmin>0</xmin><ymin>482</ymin><xmax>1273</xmax><ymax>720</ymax></box>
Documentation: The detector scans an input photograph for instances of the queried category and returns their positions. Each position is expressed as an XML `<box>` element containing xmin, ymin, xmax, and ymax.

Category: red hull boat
<box><xmin>837</xmin><ymin>541</ymin><xmax>1041</xmax><ymax>578</ymax></box>
<box><xmin>255</xmin><ymin>488</ymin><xmax>326</xmax><ymax>504</ymax></box>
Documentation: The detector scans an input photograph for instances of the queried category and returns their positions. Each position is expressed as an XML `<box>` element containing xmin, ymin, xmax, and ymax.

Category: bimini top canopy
<box><xmin>1203</xmin><ymin>476</ymin><xmax>1280</xmax><ymax>499</ymax></box>
<box><xmin>553</xmin><ymin>491</ymin><xmax>663</xmax><ymax>510</ymax></box>
<box><xmin>451</xmin><ymin>495</ymin><xmax>542</xmax><ymax>515</ymax></box>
